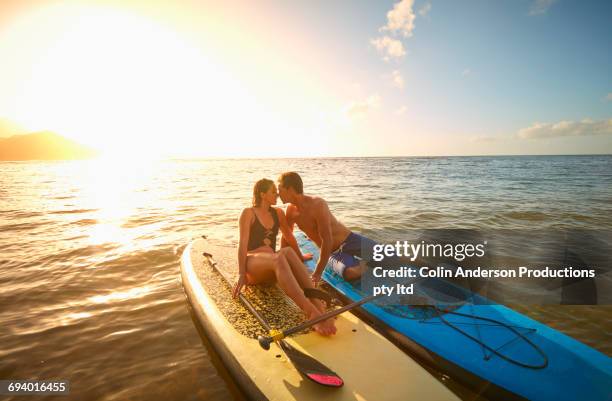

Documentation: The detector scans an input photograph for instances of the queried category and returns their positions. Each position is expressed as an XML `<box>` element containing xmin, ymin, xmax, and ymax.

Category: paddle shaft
<box><xmin>235</xmin><ymin>282</ymin><xmax>274</xmax><ymax>331</ymax></box>
<box><xmin>266</xmin><ymin>261</ymin><xmax>433</xmax><ymax>341</ymax></box>
<box><xmin>280</xmin><ymin>293</ymin><xmax>379</xmax><ymax>337</ymax></box>
<box><xmin>204</xmin><ymin>254</ymin><xmax>272</xmax><ymax>331</ymax></box>
<box><xmin>203</xmin><ymin>250</ymin><xmax>344</xmax><ymax>387</ymax></box>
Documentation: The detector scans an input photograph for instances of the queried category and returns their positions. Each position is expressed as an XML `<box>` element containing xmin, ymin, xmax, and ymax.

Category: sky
<box><xmin>0</xmin><ymin>0</ymin><xmax>610</xmax><ymax>157</ymax></box>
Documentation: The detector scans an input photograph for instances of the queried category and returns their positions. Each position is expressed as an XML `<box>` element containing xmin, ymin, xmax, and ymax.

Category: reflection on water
<box><xmin>89</xmin><ymin>286</ymin><xmax>153</xmax><ymax>304</ymax></box>
<box><xmin>0</xmin><ymin>156</ymin><xmax>611</xmax><ymax>400</ymax></box>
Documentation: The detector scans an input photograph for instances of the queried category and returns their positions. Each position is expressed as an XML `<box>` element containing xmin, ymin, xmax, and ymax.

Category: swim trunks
<box><xmin>328</xmin><ymin>232</ymin><xmax>378</xmax><ymax>277</ymax></box>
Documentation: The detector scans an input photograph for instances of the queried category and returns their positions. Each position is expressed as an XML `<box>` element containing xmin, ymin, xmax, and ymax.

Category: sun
<box><xmin>4</xmin><ymin>3</ymin><xmax>262</xmax><ymax>159</ymax></box>
<box><xmin>2</xmin><ymin>2</ymin><xmax>343</xmax><ymax>158</ymax></box>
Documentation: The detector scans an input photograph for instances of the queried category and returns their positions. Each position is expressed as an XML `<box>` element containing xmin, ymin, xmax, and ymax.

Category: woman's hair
<box><xmin>252</xmin><ymin>178</ymin><xmax>274</xmax><ymax>206</ymax></box>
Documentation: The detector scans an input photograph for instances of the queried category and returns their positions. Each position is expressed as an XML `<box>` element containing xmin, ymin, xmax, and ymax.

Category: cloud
<box><xmin>391</xmin><ymin>70</ymin><xmax>405</xmax><ymax>89</ymax></box>
<box><xmin>345</xmin><ymin>95</ymin><xmax>382</xmax><ymax>118</ymax></box>
<box><xmin>418</xmin><ymin>2</ymin><xmax>432</xmax><ymax>18</ymax></box>
<box><xmin>462</xmin><ymin>68</ymin><xmax>471</xmax><ymax>77</ymax></box>
<box><xmin>395</xmin><ymin>105</ymin><xmax>408</xmax><ymax>115</ymax></box>
<box><xmin>380</xmin><ymin>0</ymin><xmax>416</xmax><ymax>38</ymax></box>
<box><xmin>528</xmin><ymin>0</ymin><xmax>557</xmax><ymax>16</ymax></box>
<box><xmin>370</xmin><ymin>36</ymin><xmax>406</xmax><ymax>61</ymax></box>
<box><xmin>517</xmin><ymin>119</ymin><xmax>612</xmax><ymax>139</ymax></box>
<box><xmin>605</xmin><ymin>93</ymin><xmax>612</xmax><ymax>102</ymax></box>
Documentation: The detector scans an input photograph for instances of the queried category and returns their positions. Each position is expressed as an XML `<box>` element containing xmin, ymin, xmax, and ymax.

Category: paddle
<box><xmin>202</xmin><ymin>250</ymin><xmax>344</xmax><ymax>388</ymax></box>
<box><xmin>257</xmin><ymin>293</ymin><xmax>380</xmax><ymax>350</ymax></box>
<box><xmin>257</xmin><ymin>277</ymin><xmax>433</xmax><ymax>350</ymax></box>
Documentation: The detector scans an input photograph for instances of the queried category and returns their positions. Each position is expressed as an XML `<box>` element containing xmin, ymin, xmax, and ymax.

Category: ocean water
<box><xmin>1</xmin><ymin>155</ymin><xmax>611</xmax><ymax>400</ymax></box>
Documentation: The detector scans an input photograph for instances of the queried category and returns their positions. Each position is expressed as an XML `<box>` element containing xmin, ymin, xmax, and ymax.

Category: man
<box><xmin>278</xmin><ymin>172</ymin><xmax>378</xmax><ymax>285</ymax></box>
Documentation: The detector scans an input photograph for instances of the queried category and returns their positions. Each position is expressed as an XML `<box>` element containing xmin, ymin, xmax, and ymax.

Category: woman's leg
<box><xmin>272</xmin><ymin>252</ymin><xmax>336</xmax><ymax>335</ymax></box>
<box><xmin>278</xmin><ymin>247</ymin><xmax>329</xmax><ymax>313</ymax></box>
<box><xmin>277</xmin><ymin>247</ymin><xmax>314</xmax><ymax>289</ymax></box>
<box><xmin>246</xmin><ymin>251</ymin><xmax>335</xmax><ymax>335</ymax></box>
<box><xmin>277</xmin><ymin>248</ymin><xmax>337</xmax><ymax>335</ymax></box>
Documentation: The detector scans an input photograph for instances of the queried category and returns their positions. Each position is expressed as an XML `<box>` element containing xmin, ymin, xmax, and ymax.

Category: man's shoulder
<box><xmin>296</xmin><ymin>196</ymin><xmax>328</xmax><ymax>220</ymax></box>
<box><xmin>307</xmin><ymin>196</ymin><xmax>328</xmax><ymax>210</ymax></box>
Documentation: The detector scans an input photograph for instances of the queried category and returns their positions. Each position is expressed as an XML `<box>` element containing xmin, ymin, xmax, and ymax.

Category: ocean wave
<box><xmin>49</xmin><ymin>208</ymin><xmax>98</xmax><ymax>215</ymax></box>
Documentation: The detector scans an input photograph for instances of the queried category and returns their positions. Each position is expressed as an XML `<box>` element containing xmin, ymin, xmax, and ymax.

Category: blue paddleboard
<box><xmin>298</xmin><ymin>232</ymin><xmax>612</xmax><ymax>401</ymax></box>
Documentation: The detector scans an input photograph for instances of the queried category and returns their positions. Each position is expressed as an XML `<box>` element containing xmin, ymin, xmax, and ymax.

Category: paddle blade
<box><xmin>279</xmin><ymin>341</ymin><xmax>344</xmax><ymax>387</ymax></box>
<box><xmin>306</xmin><ymin>373</ymin><xmax>344</xmax><ymax>387</ymax></box>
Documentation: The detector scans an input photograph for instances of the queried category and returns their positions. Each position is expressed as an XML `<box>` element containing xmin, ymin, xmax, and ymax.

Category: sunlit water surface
<box><xmin>1</xmin><ymin>156</ymin><xmax>611</xmax><ymax>400</ymax></box>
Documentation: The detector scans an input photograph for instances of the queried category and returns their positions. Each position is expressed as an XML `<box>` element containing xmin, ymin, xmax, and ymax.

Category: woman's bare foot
<box><xmin>311</xmin><ymin>298</ymin><xmax>327</xmax><ymax>314</ymax></box>
<box><xmin>307</xmin><ymin>307</ymin><xmax>337</xmax><ymax>336</ymax></box>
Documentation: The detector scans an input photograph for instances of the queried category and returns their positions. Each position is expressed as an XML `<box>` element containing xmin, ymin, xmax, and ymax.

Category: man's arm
<box><xmin>313</xmin><ymin>200</ymin><xmax>333</xmax><ymax>283</ymax></box>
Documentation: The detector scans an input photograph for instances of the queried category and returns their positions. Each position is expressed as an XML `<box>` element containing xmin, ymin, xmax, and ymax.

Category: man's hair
<box><xmin>278</xmin><ymin>172</ymin><xmax>303</xmax><ymax>194</ymax></box>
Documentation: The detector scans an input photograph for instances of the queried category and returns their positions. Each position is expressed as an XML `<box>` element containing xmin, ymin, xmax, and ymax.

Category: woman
<box><xmin>233</xmin><ymin>178</ymin><xmax>336</xmax><ymax>336</ymax></box>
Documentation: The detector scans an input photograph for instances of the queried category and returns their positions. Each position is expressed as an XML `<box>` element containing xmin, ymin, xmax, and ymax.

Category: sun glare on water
<box><xmin>58</xmin><ymin>155</ymin><xmax>167</xmax><ymax>251</ymax></box>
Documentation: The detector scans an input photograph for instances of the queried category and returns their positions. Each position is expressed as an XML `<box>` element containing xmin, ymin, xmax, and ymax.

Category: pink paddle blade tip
<box><xmin>306</xmin><ymin>373</ymin><xmax>344</xmax><ymax>387</ymax></box>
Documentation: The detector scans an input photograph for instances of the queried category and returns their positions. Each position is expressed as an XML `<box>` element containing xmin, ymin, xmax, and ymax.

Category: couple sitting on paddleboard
<box><xmin>234</xmin><ymin>171</ymin><xmax>377</xmax><ymax>336</ymax></box>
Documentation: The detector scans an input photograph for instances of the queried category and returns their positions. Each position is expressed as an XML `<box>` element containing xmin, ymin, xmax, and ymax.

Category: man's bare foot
<box><xmin>307</xmin><ymin>308</ymin><xmax>337</xmax><ymax>336</ymax></box>
<box><xmin>343</xmin><ymin>263</ymin><xmax>364</xmax><ymax>281</ymax></box>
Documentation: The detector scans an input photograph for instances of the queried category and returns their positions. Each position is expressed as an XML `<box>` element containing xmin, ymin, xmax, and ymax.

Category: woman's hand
<box><xmin>233</xmin><ymin>274</ymin><xmax>248</xmax><ymax>298</ymax></box>
<box><xmin>302</xmin><ymin>252</ymin><xmax>313</xmax><ymax>261</ymax></box>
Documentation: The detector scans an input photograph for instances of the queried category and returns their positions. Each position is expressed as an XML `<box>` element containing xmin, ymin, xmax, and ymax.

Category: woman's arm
<box><xmin>234</xmin><ymin>208</ymin><xmax>253</xmax><ymax>297</ymax></box>
<box><xmin>276</xmin><ymin>208</ymin><xmax>311</xmax><ymax>261</ymax></box>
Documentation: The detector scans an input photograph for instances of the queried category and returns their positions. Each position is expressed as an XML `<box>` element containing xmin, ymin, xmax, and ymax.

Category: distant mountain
<box><xmin>0</xmin><ymin>118</ymin><xmax>26</xmax><ymax>138</ymax></box>
<box><xmin>0</xmin><ymin>131</ymin><xmax>99</xmax><ymax>161</ymax></box>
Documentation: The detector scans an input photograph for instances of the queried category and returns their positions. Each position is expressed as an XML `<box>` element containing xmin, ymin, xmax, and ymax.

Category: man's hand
<box><xmin>311</xmin><ymin>271</ymin><xmax>322</xmax><ymax>286</ymax></box>
<box><xmin>302</xmin><ymin>252</ymin><xmax>313</xmax><ymax>261</ymax></box>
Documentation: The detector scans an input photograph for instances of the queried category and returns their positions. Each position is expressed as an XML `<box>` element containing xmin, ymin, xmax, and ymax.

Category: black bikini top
<box><xmin>247</xmin><ymin>207</ymin><xmax>279</xmax><ymax>251</ymax></box>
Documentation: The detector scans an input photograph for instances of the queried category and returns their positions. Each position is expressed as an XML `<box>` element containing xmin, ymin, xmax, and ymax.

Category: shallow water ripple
<box><xmin>1</xmin><ymin>156</ymin><xmax>610</xmax><ymax>400</ymax></box>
